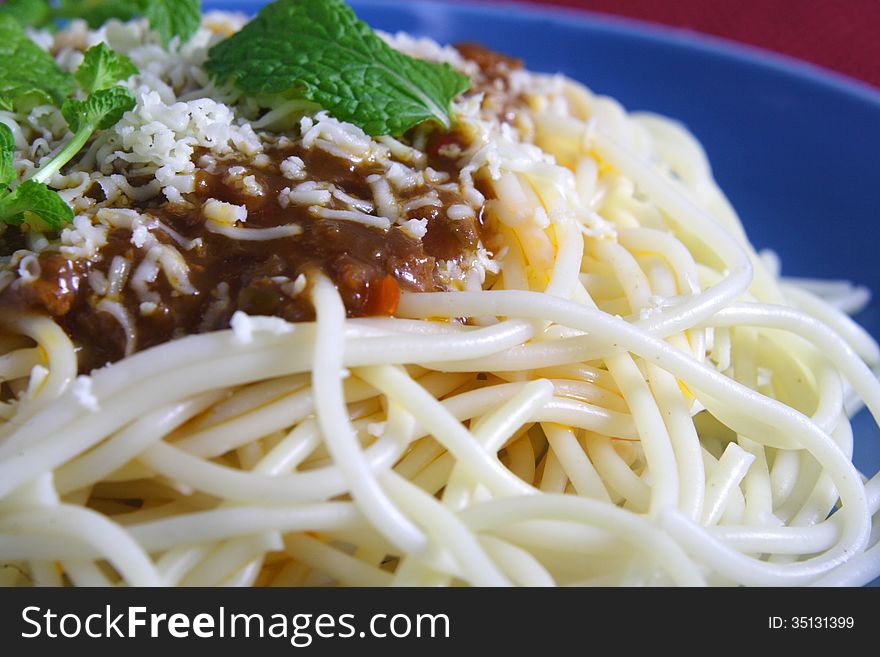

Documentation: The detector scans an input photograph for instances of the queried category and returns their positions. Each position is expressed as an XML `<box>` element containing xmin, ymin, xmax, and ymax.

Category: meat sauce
<box><xmin>0</xmin><ymin>43</ymin><xmax>525</xmax><ymax>372</ymax></box>
<box><xmin>0</xmin><ymin>143</ymin><xmax>484</xmax><ymax>372</ymax></box>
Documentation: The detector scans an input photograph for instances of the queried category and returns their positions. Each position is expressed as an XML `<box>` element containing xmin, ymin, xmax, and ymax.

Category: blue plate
<box><xmin>204</xmin><ymin>0</ymin><xmax>880</xmax><ymax>559</ymax></box>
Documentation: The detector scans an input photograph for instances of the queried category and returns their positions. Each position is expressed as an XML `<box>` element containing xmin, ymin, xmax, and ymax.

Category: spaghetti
<box><xmin>0</xmin><ymin>13</ymin><xmax>878</xmax><ymax>587</ymax></box>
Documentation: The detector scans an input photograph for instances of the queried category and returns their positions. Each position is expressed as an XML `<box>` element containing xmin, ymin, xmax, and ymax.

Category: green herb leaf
<box><xmin>0</xmin><ymin>14</ymin><xmax>75</xmax><ymax>111</ymax></box>
<box><xmin>75</xmin><ymin>43</ymin><xmax>139</xmax><ymax>94</ymax></box>
<box><xmin>0</xmin><ymin>179</ymin><xmax>74</xmax><ymax>231</ymax></box>
<box><xmin>0</xmin><ymin>0</ymin><xmax>50</xmax><ymax>27</ymax></box>
<box><xmin>44</xmin><ymin>0</ymin><xmax>201</xmax><ymax>46</ymax></box>
<box><xmin>61</xmin><ymin>86</ymin><xmax>136</xmax><ymax>133</ymax></box>
<box><xmin>56</xmin><ymin>0</ymin><xmax>143</xmax><ymax>29</ymax></box>
<box><xmin>28</xmin><ymin>86</ymin><xmax>135</xmax><ymax>185</ymax></box>
<box><xmin>0</xmin><ymin>122</ymin><xmax>16</xmax><ymax>191</ymax></box>
<box><xmin>205</xmin><ymin>0</ymin><xmax>471</xmax><ymax>137</ymax></box>
<box><xmin>142</xmin><ymin>0</ymin><xmax>201</xmax><ymax>47</ymax></box>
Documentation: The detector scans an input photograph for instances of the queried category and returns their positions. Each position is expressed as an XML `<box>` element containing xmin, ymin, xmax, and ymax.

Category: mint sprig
<box><xmin>32</xmin><ymin>45</ymin><xmax>137</xmax><ymax>185</ymax></box>
<box><xmin>141</xmin><ymin>0</ymin><xmax>201</xmax><ymax>48</ymax></box>
<box><xmin>0</xmin><ymin>0</ymin><xmax>202</xmax><ymax>48</ymax></box>
<box><xmin>205</xmin><ymin>0</ymin><xmax>471</xmax><ymax>137</ymax></box>
<box><xmin>0</xmin><ymin>42</ymin><xmax>138</xmax><ymax>232</ymax></box>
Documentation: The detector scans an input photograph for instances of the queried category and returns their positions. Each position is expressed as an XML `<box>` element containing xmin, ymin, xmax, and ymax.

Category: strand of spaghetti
<box><xmin>542</xmin><ymin>198</ymin><xmax>584</xmax><ymax>300</ymax></box>
<box><xmin>583</xmin><ymin>432</ymin><xmax>650</xmax><ymax>510</ymax></box>
<box><xmin>617</xmin><ymin>227</ymin><xmax>701</xmax><ymax>297</ymax></box>
<box><xmin>592</xmin><ymin>239</ymin><xmax>652</xmax><ymax>313</ymax></box>
<box><xmin>781</xmin><ymin>420</ymin><xmax>854</xmax><ymax>530</ymax></box>
<box><xmin>0</xmin><ymin>536</ymin><xmax>96</xmax><ymax>560</ymax></box>
<box><xmin>54</xmin><ymin>391</ymin><xmax>225</xmax><ymax>494</ymax></box>
<box><xmin>773</xmin><ymin>421</ymin><xmax>852</xmax><ymax>534</ymax></box>
<box><xmin>357</xmin><ymin>364</ymin><xmax>535</xmax><ymax>498</ymax></box>
<box><xmin>782</xmin><ymin>284</ymin><xmax>880</xmax><ymax>364</ymax></box>
<box><xmin>416</xmin><ymin>334</ymin><xmax>619</xmax><ymax>372</ymax></box>
<box><xmin>645</xmin><ymin>364</ymin><xmax>705</xmax><ymax>521</ymax></box>
<box><xmin>538</xmin><ymin>447</ymin><xmax>567</xmax><ymax>493</ymax></box>
<box><xmin>736</xmin><ymin>435</ymin><xmax>773</xmax><ymax>527</ymax></box>
<box><xmin>480</xmin><ymin>519</ymin><xmax>619</xmax><ymax>555</ymax></box>
<box><xmin>27</xmin><ymin>561</ymin><xmax>63</xmax><ymax>586</ymax></box>
<box><xmin>311</xmin><ymin>274</ymin><xmax>426</xmax><ymax>555</ymax></box>
<box><xmin>478</xmin><ymin>535</ymin><xmax>556</xmax><ymax>586</ymax></box>
<box><xmin>345</xmin><ymin>320</ymin><xmax>535</xmax><ymax>363</ymax></box>
<box><xmin>459</xmin><ymin>494</ymin><xmax>705</xmax><ymax>586</ymax></box>
<box><xmin>442</xmin><ymin>380</ymin><xmax>554</xmax><ymax>511</ymax></box>
<box><xmin>700</xmin><ymin>442</ymin><xmax>755</xmax><ymax>525</ymax></box>
<box><xmin>542</xmin><ymin>424</ymin><xmax>611</xmax><ymax>502</ymax></box>
<box><xmin>220</xmin><ymin>558</ymin><xmax>264</xmax><ymax>587</ymax></box>
<box><xmin>0</xmin><ymin>505</ymin><xmax>161</xmax><ymax>585</ymax></box>
<box><xmin>136</xmin><ymin>436</ymin><xmax>402</xmax><ymax>505</ymax></box>
<box><xmin>708</xmin><ymin>521</ymin><xmax>840</xmax><ymax>555</ymax></box>
<box><xmin>283</xmin><ymin>534</ymin><xmax>393</xmax><ymax>587</ymax></box>
<box><xmin>0</xmin><ymin>315</ymin><xmax>76</xmax><ymax>426</ymax></box>
<box><xmin>178</xmin><ymin>533</ymin><xmax>282</xmax><ymax>587</ymax></box>
<box><xmin>125</xmin><ymin>503</ymin><xmax>364</xmax><ymax>551</ymax></box>
<box><xmin>382</xmin><ymin>471</ymin><xmax>510</xmax><ymax>586</ymax></box>
<box><xmin>812</xmin><ymin>531</ymin><xmax>880</xmax><ymax>586</ymax></box>
<box><xmin>255</xmin><ymin>418</ymin><xmax>322</xmax><ymax>476</ymax></box>
<box><xmin>659</xmin><ymin>507</ymin><xmax>860</xmax><ymax>585</ymax></box>
<box><xmin>866</xmin><ymin>475</ymin><xmax>880</xmax><ymax>514</ymax></box>
<box><xmin>390</xmin><ymin>555</ymin><xmax>448</xmax><ymax>587</ymax></box>
<box><xmin>62</xmin><ymin>560</ymin><xmax>114</xmax><ymax>587</ymax></box>
<box><xmin>185</xmin><ymin>373</ymin><xmax>310</xmax><ymax>430</ymax></box>
<box><xmin>0</xmin><ymin>347</ymin><xmax>41</xmax><ymax>381</ymax></box>
<box><xmin>156</xmin><ymin>545</ymin><xmax>213</xmax><ymax>586</ymax></box>
<box><xmin>807</xmin><ymin>368</ymin><xmax>847</xmax><ymax>436</ymax></box>
<box><xmin>174</xmin><ymin>379</ymin><xmax>373</xmax><ymax>458</ymax></box>
<box><xmin>606</xmin><ymin>352</ymin><xmax>679</xmax><ymax>514</ymax></box>
<box><xmin>701</xmin><ymin>448</ymin><xmax>746</xmax><ymax>525</ymax></box>
<box><xmin>773</xmin><ymin>452</ymin><xmax>823</xmax><ymax>524</ymax></box>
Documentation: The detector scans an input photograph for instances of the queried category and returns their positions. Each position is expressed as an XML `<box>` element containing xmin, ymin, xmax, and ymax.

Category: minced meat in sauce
<box><xmin>0</xmin><ymin>43</ymin><xmax>529</xmax><ymax>372</ymax></box>
<box><xmin>0</xmin><ymin>140</ymin><xmax>485</xmax><ymax>372</ymax></box>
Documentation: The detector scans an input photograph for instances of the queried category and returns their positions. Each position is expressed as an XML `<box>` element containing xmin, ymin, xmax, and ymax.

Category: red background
<box><xmin>469</xmin><ymin>0</ymin><xmax>880</xmax><ymax>90</ymax></box>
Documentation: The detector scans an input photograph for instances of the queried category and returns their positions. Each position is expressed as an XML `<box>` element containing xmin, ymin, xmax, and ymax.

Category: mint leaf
<box><xmin>0</xmin><ymin>179</ymin><xmax>73</xmax><ymax>231</ymax></box>
<box><xmin>205</xmin><ymin>0</ymin><xmax>470</xmax><ymax>137</ymax></box>
<box><xmin>36</xmin><ymin>1</ymin><xmax>200</xmax><ymax>46</ymax></box>
<box><xmin>75</xmin><ymin>43</ymin><xmax>138</xmax><ymax>94</ymax></box>
<box><xmin>0</xmin><ymin>0</ymin><xmax>50</xmax><ymax>27</ymax></box>
<box><xmin>56</xmin><ymin>0</ymin><xmax>142</xmax><ymax>28</ymax></box>
<box><xmin>142</xmin><ymin>0</ymin><xmax>201</xmax><ymax>47</ymax></box>
<box><xmin>0</xmin><ymin>122</ymin><xmax>75</xmax><ymax>231</ymax></box>
<box><xmin>61</xmin><ymin>86</ymin><xmax>136</xmax><ymax>134</ymax></box>
<box><xmin>0</xmin><ymin>14</ymin><xmax>75</xmax><ymax>111</ymax></box>
<box><xmin>0</xmin><ymin>122</ymin><xmax>15</xmax><ymax>191</ymax></box>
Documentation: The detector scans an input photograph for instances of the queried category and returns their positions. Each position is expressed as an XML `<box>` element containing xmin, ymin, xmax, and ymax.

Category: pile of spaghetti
<box><xmin>1</xmin><ymin>7</ymin><xmax>879</xmax><ymax>587</ymax></box>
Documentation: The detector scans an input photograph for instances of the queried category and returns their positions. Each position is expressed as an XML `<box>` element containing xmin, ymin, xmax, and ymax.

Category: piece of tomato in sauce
<box><xmin>363</xmin><ymin>274</ymin><xmax>401</xmax><ymax>316</ymax></box>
